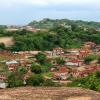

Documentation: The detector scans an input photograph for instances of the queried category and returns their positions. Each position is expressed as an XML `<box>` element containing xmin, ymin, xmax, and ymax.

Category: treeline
<box><xmin>0</xmin><ymin>19</ymin><xmax>100</xmax><ymax>51</ymax></box>
<box><xmin>0</xmin><ymin>27</ymin><xmax>100</xmax><ymax>51</ymax></box>
<box><xmin>10</xmin><ymin>25</ymin><xmax>100</xmax><ymax>51</ymax></box>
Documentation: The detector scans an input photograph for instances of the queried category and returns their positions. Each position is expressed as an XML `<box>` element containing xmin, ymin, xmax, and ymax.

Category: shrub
<box><xmin>26</xmin><ymin>74</ymin><xmax>45</xmax><ymax>86</ymax></box>
<box><xmin>31</xmin><ymin>64</ymin><xmax>42</xmax><ymax>74</ymax></box>
<box><xmin>42</xmin><ymin>80</ymin><xmax>55</xmax><ymax>86</ymax></box>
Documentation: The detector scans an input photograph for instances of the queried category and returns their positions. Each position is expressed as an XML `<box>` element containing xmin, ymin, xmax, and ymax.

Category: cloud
<box><xmin>0</xmin><ymin>0</ymin><xmax>99</xmax><ymax>7</ymax></box>
<box><xmin>0</xmin><ymin>0</ymin><xmax>100</xmax><ymax>25</ymax></box>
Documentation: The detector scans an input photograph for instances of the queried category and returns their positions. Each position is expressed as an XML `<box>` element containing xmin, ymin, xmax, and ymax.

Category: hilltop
<box><xmin>28</xmin><ymin>18</ymin><xmax>100</xmax><ymax>29</ymax></box>
<box><xmin>0</xmin><ymin>87</ymin><xmax>100</xmax><ymax>100</ymax></box>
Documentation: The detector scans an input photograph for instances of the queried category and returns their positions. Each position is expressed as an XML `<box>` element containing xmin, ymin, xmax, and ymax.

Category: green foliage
<box><xmin>17</xmin><ymin>67</ymin><xmax>27</xmax><ymax>75</ymax></box>
<box><xmin>7</xmin><ymin>67</ymin><xmax>27</xmax><ymax>88</ymax></box>
<box><xmin>29</xmin><ymin>18</ymin><xmax>100</xmax><ymax>29</ymax></box>
<box><xmin>0</xmin><ymin>43</ymin><xmax>6</xmax><ymax>50</ymax></box>
<box><xmin>26</xmin><ymin>74</ymin><xmax>45</xmax><ymax>86</ymax></box>
<box><xmin>0</xmin><ymin>19</ymin><xmax>99</xmax><ymax>51</ymax></box>
<box><xmin>67</xmin><ymin>71</ymin><xmax>100</xmax><ymax>91</ymax></box>
<box><xmin>42</xmin><ymin>79</ymin><xmax>55</xmax><ymax>86</ymax></box>
<box><xmin>56</xmin><ymin>58</ymin><xmax>65</xmax><ymax>65</ymax></box>
<box><xmin>31</xmin><ymin>64</ymin><xmax>42</xmax><ymax>74</ymax></box>
<box><xmin>84</xmin><ymin>55</ymin><xmax>96</xmax><ymax>64</ymax></box>
<box><xmin>35</xmin><ymin>52</ymin><xmax>46</xmax><ymax>64</ymax></box>
<box><xmin>7</xmin><ymin>72</ymin><xmax>23</xmax><ymax>88</ymax></box>
<box><xmin>43</xmin><ymin>72</ymin><xmax>53</xmax><ymax>78</ymax></box>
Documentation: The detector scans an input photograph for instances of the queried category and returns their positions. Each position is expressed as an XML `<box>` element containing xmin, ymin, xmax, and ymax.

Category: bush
<box><xmin>17</xmin><ymin>67</ymin><xmax>27</xmax><ymax>75</ymax></box>
<box><xmin>67</xmin><ymin>71</ymin><xmax>100</xmax><ymax>91</ymax></box>
<box><xmin>26</xmin><ymin>74</ymin><xmax>45</xmax><ymax>86</ymax></box>
<box><xmin>84</xmin><ymin>55</ymin><xmax>96</xmax><ymax>64</ymax></box>
<box><xmin>56</xmin><ymin>57</ymin><xmax>65</xmax><ymax>65</ymax></box>
<box><xmin>31</xmin><ymin>64</ymin><xmax>42</xmax><ymax>74</ymax></box>
<box><xmin>35</xmin><ymin>52</ymin><xmax>46</xmax><ymax>64</ymax></box>
<box><xmin>7</xmin><ymin>72</ymin><xmax>23</xmax><ymax>88</ymax></box>
<box><xmin>42</xmin><ymin>80</ymin><xmax>55</xmax><ymax>86</ymax></box>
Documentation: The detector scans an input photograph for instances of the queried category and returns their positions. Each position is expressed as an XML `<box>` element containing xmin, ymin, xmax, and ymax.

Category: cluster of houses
<box><xmin>5</xmin><ymin>25</ymin><xmax>48</xmax><ymax>32</ymax></box>
<box><xmin>45</xmin><ymin>42</ymin><xmax>100</xmax><ymax>80</ymax></box>
<box><xmin>0</xmin><ymin>42</ymin><xmax>99</xmax><ymax>88</ymax></box>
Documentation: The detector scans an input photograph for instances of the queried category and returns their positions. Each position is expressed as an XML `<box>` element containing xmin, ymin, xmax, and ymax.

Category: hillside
<box><xmin>28</xmin><ymin>18</ymin><xmax>100</xmax><ymax>29</ymax></box>
<box><xmin>0</xmin><ymin>87</ymin><xmax>100</xmax><ymax>100</ymax></box>
<box><xmin>0</xmin><ymin>18</ymin><xmax>99</xmax><ymax>51</ymax></box>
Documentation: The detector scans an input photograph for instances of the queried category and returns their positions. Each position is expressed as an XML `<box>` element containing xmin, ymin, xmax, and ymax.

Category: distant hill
<box><xmin>28</xmin><ymin>18</ymin><xmax>100</xmax><ymax>29</ymax></box>
<box><xmin>0</xmin><ymin>25</ymin><xmax>7</xmax><ymax>29</ymax></box>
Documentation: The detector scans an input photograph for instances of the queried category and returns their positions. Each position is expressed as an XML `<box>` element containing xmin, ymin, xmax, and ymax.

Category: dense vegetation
<box><xmin>0</xmin><ymin>19</ymin><xmax>100</xmax><ymax>51</ymax></box>
<box><xmin>29</xmin><ymin>18</ymin><xmax>100</xmax><ymax>29</ymax></box>
<box><xmin>67</xmin><ymin>71</ymin><xmax>100</xmax><ymax>92</ymax></box>
<box><xmin>84</xmin><ymin>55</ymin><xmax>100</xmax><ymax>64</ymax></box>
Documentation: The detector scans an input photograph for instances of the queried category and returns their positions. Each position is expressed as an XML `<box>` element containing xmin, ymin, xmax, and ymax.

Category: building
<box><xmin>52</xmin><ymin>48</ymin><xmax>64</xmax><ymax>57</ymax></box>
<box><xmin>6</xmin><ymin>60</ymin><xmax>19</xmax><ymax>71</ymax></box>
<box><xmin>95</xmin><ymin>45</ymin><xmax>100</xmax><ymax>52</ymax></box>
<box><xmin>81</xmin><ymin>42</ymin><xmax>96</xmax><ymax>50</ymax></box>
<box><xmin>0</xmin><ymin>73</ymin><xmax>7</xmax><ymax>88</ymax></box>
<box><xmin>65</xmin><ymin>59</ymin><xmax>83</xmax><ymax>67</ymax></box>
<box><xmin>53</xmin><ymin>66</ymin><xmax>69</xmax><ymax>80</ymax></box>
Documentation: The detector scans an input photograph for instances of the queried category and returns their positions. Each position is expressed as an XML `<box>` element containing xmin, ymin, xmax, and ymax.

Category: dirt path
<box><xmin>68</xmin><ymin>97</ymin><xmax>91</xmax><ymax>100</ymax></box>
<box><xmin>0</xmin><ymin>37</ymin><xmax>14</xmax><ymax>47</ymax></box>
<box><xmin>0</xmin><ymin>87</ymin><xmax>100</xmax><ymax>100</ymax></box>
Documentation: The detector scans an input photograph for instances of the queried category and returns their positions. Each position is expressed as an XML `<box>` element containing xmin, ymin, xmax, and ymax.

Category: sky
<box><xmin>0</xmin><ymin>0</ymin><xmax>100</xmax><ymax>25</ymax></box>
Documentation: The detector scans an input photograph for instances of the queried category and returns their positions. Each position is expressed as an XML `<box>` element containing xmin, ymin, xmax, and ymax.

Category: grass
<box><xmin>42</xmin><ymin>72</ymin><xmax>53</xmax><ymax>78</ymax></box>
<box><xmin>0</xmin><ymin>63</ymin><xmax>7</xmax><ymax>72</ymax></box>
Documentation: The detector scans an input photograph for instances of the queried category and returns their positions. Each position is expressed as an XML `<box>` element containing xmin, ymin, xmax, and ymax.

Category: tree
<box><xmin>42</xmin><ymin>80</ymin><xmax>55</xmax><ymax>86</ymax></box>
<box><xmin>0</xmin><ymin>43</ymin><xmax>5</xmax><ymax>50</ymax></box>
<box><xmin>35</xmin><ymin>52</ymin><xmax>46</xmax><ymax>64</ymax></box>
<box><xmin>7</xmin><ymin>72</ymin><xmax>15</xmax><ymax>88</ymax></box>
<box><xmin>56</xmin><ymin>58</ymin><xmax>65</xmax><ymax>65</ymax></box>
<box><xmin>17</xmin><ymin>67</ymin><xmax>27</xmax><ymax>75</ymax></box>
<box><xmin>26</xmin><ymin>74</ymin><xmax>44</xmax><ymax>86</ymax></box>
<box><xmin>84</xmin><ymin>55</ymin><xmax>95</xmax><ymax>64</ymax></box>
<box><xmin>31</xmin><ymin>64</ymin><xmax>42</xmax><ymax>74</ymax></box>
<box><xmin>7</xmin><ymin>72</ymin><xmax>23</xmax><ymax>88</ymax></box>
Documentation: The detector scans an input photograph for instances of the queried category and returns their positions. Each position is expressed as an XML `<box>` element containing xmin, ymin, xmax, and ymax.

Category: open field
<box><xmin>0</xmin><ymin>87</ymin><xmax>100</xmax><ymax>100</ymax></box>
<box><xmin>0</xmin><ymin>37</ymin><xmax>14</xmax><ymax>47</ymax></box>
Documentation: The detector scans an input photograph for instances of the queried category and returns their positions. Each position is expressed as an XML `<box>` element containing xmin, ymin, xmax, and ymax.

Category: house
<box><xmin>81</xmin><ymin>42</ymin><xmax>96</xmax><ymax>50</ymax></box>
<box><xmin>67</xmin><ymin>49</ymin><xmax>80</xmax><ymax>55</ymax></box>
<box><xmin>0</xmin><ymin>73</ymin><xmax>6</xmax><ymax>81</ymax></box>
<box><xmin>65</xmin><ymin>54</ymin><xmax>80</xmax><ymax>60</ymax></box>
<box><xmin>15</xmin><ymin>51</ymin><xmax>40</xmax><ymax>59</ymax></box>
<box><xmin>44</xmin><ymin>48</ymin><xmax>64</xmax><ymax>58</ymax></box>
<box><xmin>0</xmin><ymin>73</ymin><xmax>7</xmax><ymax>88</ymax></box>
<box><xmin>71</xmin><ymin>68</ymin><xmax>88</xmax><ymax>78</ymax></box>
<box><xmin>95</xmin><ymin>45</ymin><xmax>100</xmax><ymax>52</ymax></box>
<box><xmin>66</xmin><ymin>48</ymin><xmax>90</xmax><ymax>60</ymax></box>
<box><xmin>0</xmin><ymin>81</ymin><xmax>8</xmax><ymax>89</ymax></box>
<box><xmin>44</xmin><ymin>51</ymin><xmax>53</xmax><ymax>58</ymax></box>
<box><xmin>53</xmin><ymin>66</ymin><xmax>69</xmax><ymax>80</ymax></box>
<box><xmin>65</xmin><ymin>59</ymin><xmax>83</xmax><ymax>67</ymax></box>
<box><xmin>19</xmin><ymin>60</ymin><xmax>27</xmax><ymax>66</ymax></box>
<box><xmin>6</xmin><ymin>60</ymin><xmax>19</xmax><ymax>71</ymax></box>
<box><xmin>71</xmin><ymin>69</ymin><xmax>80</xmax><ymax>78</ymax></box>
<box><xmin>52</xmin><ymin>48</ymin><xmax>64</xmax><ymax>57</ymax></box>
<box><xmin>72</xmin><ymin>65</ymin><xmax>100</xmax><ymax>78</ymax></box>
<box><xmin>79</xmin><ymin>49</ymin><xmax>90</xmax><ymax>58</ymax></box>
